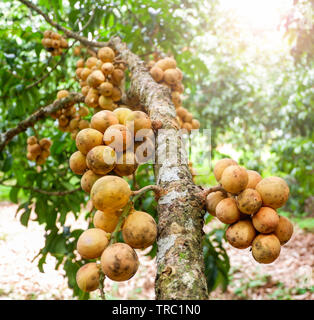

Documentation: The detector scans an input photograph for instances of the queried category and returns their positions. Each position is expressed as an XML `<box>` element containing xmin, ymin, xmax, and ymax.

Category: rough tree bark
<box><xmin>13</xmin><ymin>0</ymin><xmax>209</xmax><ymax>300</ymax></box>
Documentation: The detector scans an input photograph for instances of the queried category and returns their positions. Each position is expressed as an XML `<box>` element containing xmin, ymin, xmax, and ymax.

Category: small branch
<box><xmin>0</xmin><ymin>92</ymin><xmax>84</xmax><ymax>151</ymax></box>
<box><xmin>0</xmin><ymin>183</ymin><xmax>81</xmax><ymax>196</ymax></box>
<box><xmin>201</xmin><ymin>185</ymin><xmax>226</xmax><ymax>198</ymax></box>
<box><xmin>98</xmin><ymin>270</ymin><xmax>106</xmax><ymax>300</ymax></box>
<box><xmin>130</xmin><ymin>185</ymin><xmax>161</xmax><ymax>197</ymax></box>
<box><xmin>109</xmin><ymin>200</ymin><xmax>133</xmax><ymax>245</ymax></box>
<box><xmin>80</xmin><ymin>8</ymin><xmax>96</xmax><ymax>33</ymax></box>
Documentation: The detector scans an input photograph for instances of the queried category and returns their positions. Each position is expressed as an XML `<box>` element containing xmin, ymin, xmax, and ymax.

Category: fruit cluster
<box><xmin>26</xmin><ymin>136</ymin><xmax>52</xmax><ymax>165</ymax></box>
<box><xmin>148</xmin><ymin>56</ymin><xmax>200</xmax><ymax>132</ymax></box>
<box><xmin>206</xmin><ymin>158</ymin><xmax>293</xmax><ymax>264</ymax></box>
<box><xmin>75</xmin><ymin>47</ymin><xmax>125</xmax><ymax>110</ymax></box>
<box><xmin>41</xmin><ymin>30</ymin><xmax>68</xmax><ymax>56</ymax></box>
<box><xmin>75</xmin><ymin>175</ymin><xmax>157</xmax><ymax>292</ymax></box>
<box><xmin>52</xmin><ymin>90</ymin><xmax>90</xmax><ymax>139</ymax></box>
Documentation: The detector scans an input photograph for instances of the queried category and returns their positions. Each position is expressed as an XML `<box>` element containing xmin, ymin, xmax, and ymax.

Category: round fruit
<box><xmin>90</xmin><ymin>176</ymin><xmax>131</xmax><ymax>211</ymax></box>
<box><xmin>78</xmin><ymin>119</ymin><xmax>90</xmax><ymax>130</ymax></box>
<box><xmin>163</xmin><ymin>68</ymin><xmax>181</xmax><ymax>85</ymax></box>
<box><xmin>76</xmin><ymin>263</ymin><xmax>100</xmax><ymax>292</ymax></box>
<box><xmin>274</xmin><ymin>215</ymin><xmax>293</xmax><ymax>245</ymax></box>
<box><xmin>75</xmin><ymin>128</ymin><xmax>103</xmax><ymax>155</ymax></box>
<box><xmin>98</xmin><ymin>47</ymin><xmax>115</xmax><ymax>62</ymax></box>
<box><xmin>111</xmin><ymin>69</ymin><xmax>124</xmax><ymax>85</ymax></box>
<box><xmin>98</xmin><ymin>82</ymin><xmax>114</xmax><ymax>96</ymax></box>
<box><xmin>125</xmin><ymin>111</ymin><xmax>151</xmax><ymax>133</ymax></box>
<box><xmin>101</xmin><ymin>62</ymin><xmax>114</xmax><ymax>75</ymax></box>
<box><xmin>98</xmin><ymin>96</ymin><xmax>114</xmax><ymax>110</ymax></box>
<box><xmin>103</xmin><ymin>124</ymin><xmax>132</xmax><ymax>152</ymax></box>
<box><xmin>215</xmin><ymin>198</ymin><xmax>241</xmax><ymax>224</ymax></box>
<box><xmin>81</xmin><ymin>170</ymin><xmax>102</xmax><ymax>193</ymax></box>
<box><xmin>85</xmin><ymin>57</ymin><xmax>98</xmax><ymax>69</ymax></box>
<box><xmin>114</xmin><ymin>151</ymin><xmax>138</xmax><ymax>177</ymax></box>
<box><xmin>27</xmin><ymin>136</ymin><xmax>37</xmax><ymax>145</ymax></box>
<box><xmin>236</xmin><ymin>188</ymin><xmax>262</xmax><ymax>215</ymax></box>
<box><xmin>77</xmin><ymin>228</ymin><xmax>109</xmax><ymax>259</ymax></box>
<box><xmin>191</xmin><ymin>119</ymin><xmax>200</xmax><ymax>129</ymax></box>
<box><xmin>27</xmin><ymin>143</ymin><xmax>41</xmax><ymax>156</ymax></box>
<box><xmin>113</xmin><ymin>107</ymin><xmax>133</xmax><ymax>125</ymax></box>
<box><xmin>69</xmin><ymin>151</ymin><xmax>87</xmax><ymax>175</ymax></box>
<box><xmin>150</xmin><ymin>66</ymin><xmax>164</xmax><ymax>82</ymax></box>
<box><xmin>220</xmin><ymin>165</ymin><xmax>248</xmax><ymax>194</ymax></box>
<box><xmin>93</xmin><ymin>209</ymin><xmax>120</xmax><ymax>233</ymax></box>
<box><xmin>87</xmin><ymin>70</ymin><xmax>105</xmax><ymax>88</ymax></box>
<box><xmin>246</xmin><ymin>170</ymin><xmax>262</xmax><ymax>189</ymax></box>
<box><xmin>91</xmin><ymin>110</ymin><xmax>119</xmax><ymax>133</ymax></box>
<box><xmin>255</xmin><ymin>177</ymin><xmax>289</xmax><ymax>209</ymax></box>
<box><xmin>226</xmin><ymin>220</ymin><xmax>256</xmax><ymax>249</ymax></box>
<box><xmin>86</xmin><ymin>145</ymin><xmax>116</xmax><ymax>175</ymax></box>
<box><xmin>122</xmin><ymin>211</ymin><xmax>157</xmax><ymax>249</ymax></box>
<box><xmin>252</xmin><ymin>234</ymin><xmax>281</xmax><ymax>264</ymax></box>
<box><xmin>155</xmin><ymin>57</ymin><xmax>177</xmax><ymax>71</ymax></box>
<box><xmin>252</xmin><ymin>207</ymin><xmax>279</xmax><ymax>234</ymax></box>
<box><xmin>101</xmin><ymin>243</ymin><xmax>139</xmax><ymax>281</ymax></box>
<box><xmin>80</xmin><ymin>68</ymin><xmax>92</xmax><ymax>81</ymax></box>
<box><xmin>206</xmin><ymin>191</ymin><xmax>227</xmax><ymax>216</ymax></box>
<box><xmin>213</xmin><ymin>158</ymin><xmax>238</xmax><ymax>182</ymax></box>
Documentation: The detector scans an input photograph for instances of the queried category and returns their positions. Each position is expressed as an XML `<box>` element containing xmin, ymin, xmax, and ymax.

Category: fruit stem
<box><xmin>109</xmin><ymin>200</ymin><xmax>133</xmax><ymax>245</ymax></box>
<box><xmin>131</xmin><ymin>184</ymin><xmax>161</xmax><ymax>200</ymax></box>
<box><xmin>98</xmin><ymin>269</ymin><xmax>106</xmax><ymax>300</ymax></box>
<box><xmin>202</xmin><ymin>185</ymin><xmax>226</xmax><ymax>197</ymax></box>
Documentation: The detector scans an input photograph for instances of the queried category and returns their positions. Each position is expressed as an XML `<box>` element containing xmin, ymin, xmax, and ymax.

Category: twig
<box><xmin>0</xmin><ymin>92</ymin><xmax>84</xmax><ymax>151</ymax></box>
<box><xmin>109</xmin><ymin>200</ymin><xmax>133</xmax><ymax>245</ymax></box>
<box><xmin>130</xmin><ymin>185</ymin><xmax>161</xmax><ymax>197</ymax></box>
<box><xmin>0</xmin><ymin>183</ymin><xmax>81</xmax><ymax>196</ymax></box>
<box><xmin>201</xmin><ymin>185</ymin><xmax>226</xmax><ymax>198</ymax></box>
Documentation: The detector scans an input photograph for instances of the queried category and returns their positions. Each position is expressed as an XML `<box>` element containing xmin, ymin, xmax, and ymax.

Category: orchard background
<box><xmin>0</xmin><ymin>0</ymin><xmax>313</xmax><ymax>300</ymax></box>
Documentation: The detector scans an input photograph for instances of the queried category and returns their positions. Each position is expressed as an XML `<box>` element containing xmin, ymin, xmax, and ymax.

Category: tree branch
<box><xmin>0</xmin><ymin>92</ymin><xmax>84</xmax><ymax>152</ymax></box>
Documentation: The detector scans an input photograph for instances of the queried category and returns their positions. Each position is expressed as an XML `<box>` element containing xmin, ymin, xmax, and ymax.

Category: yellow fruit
<box><xmin>252</xmin><ymin>234</ymin><xmax>281</xmax><ymax>264</ymax></box>
<box><xmin>85</xmin><ymin>91</ymin><xmax>99</xmax><ymax>108</ymax></box>
<box><xmin>176</xmin><ymin>107</ymin><xmax>188</xmax><ymax>119</ymax></box>
<box><xmin>27</xmin><ymin>152</ymin><xmax>37</xmax><ymax>161</ymax></box>
<box><xmin>75</xmin><ymin>128</ymin><xmax>103</xmax><ymax>155</ymax></box>
<box><xmin>98</xmin><ymin>47</ymin><xmax>115</xmax><ymax>62</ymax></box>
<box><xmin>27</xmin><ymin>136</ymin><xmax>37</xmax><ymax>145</ymax></box>
<box><xmin>114</xmin><ymin>151</ymin><xmax>138</xmax><ymax>177</ymax></box>
<box><xmin>80</xmin><ymin>68</ymin><xmax>92</xmax><ymax>81</ymax></box>
<box><xmin>98</xmin><ymin>95</ymin><xmax>114</xmax><ymax>110</ymax></box>
<box><xmin>78</xmin><ymin>119</ymin><xmax>90</xmax><ymax>130</ymax></box>
<box><xmin>191</xmin><ymin>119</ymin><xmax>200</xmax><ymax>129</ymax></box>
<box><xmin>101</xmin><ymin>62</ymin><xmax>114</xmax><ymax>75</ymax></box>
<box><xmin>246</xmin><ymin>170</ymin><xmax>262</xmax><ymax>189</ymax></box>
<box><xmin>125</xmin><ymin>111</ymin><xmax>151</xmax><ymax>134</ymax></box>
<box><xmin>87</xmin><ymin>70</ymin><xmax>105</xmax><ymax>88</ymax></box>
<box><xmin>226</xmin><ymin>220</ymin><xmax>256</xmax><ymax>249</ymax></box>
<box><xmin>155</xmin><ymin>57</ymin><xmax>177</xmax><ymax>71</ymax></box>
<box><xmin>69</xmin><ymin>151</ymin><xmax>87</xmax><ymax>175</ymax></box>
<box><xmin>236</xmin><ymin>188</ymin><xmax>262</xmax><ymax>215</ymax></box>
<box><xmin>215</xmin><ymin>198</ymin><xmax>241</xmax><ymax>224</ymax></box>
<box><xmin>255</xmin><ymin>177</ymin><xmax>289</xmax><ymax>209</ymax></box>
<box><xmin>103</xmin><ymin>124</ymin><xmax>132</xmax><ymax>152</ymax></box>
<box><xmin>86</xmin><ymin>145</ymin><xmax>116</xmax><ymax>175</ymax></box>
<box><xmin>252</xmin><ymin>207</ymin><xmax>279</xmax><ymax>234</ymax></box>
<box><xmin>85</xmin><ymin>57</ymin><xmax>98</xmax><ymax>69</ymax></box>
<box><xmin>78</xmin><ymin>106</ymin><xmax>89</xmax><ymax>117</ymax></box>
<box><xmin>220</xmin><ymin>165</ymin><xmax>248</xmax><ymax>194</ymax></box>
<box><xmin>111</xmin><ymin>68</ymin><xmax>124</xmax><ymax>85</ymax></box>
<box><xmin>93</xmin><ymin>209</ymin><xmax>120</xmax><ymax>233</ymax></box>
<box><xmin>113</xmin><ymin>107</ymin><xmax>133</xmax><ymax>125</ymax></box>
<box><xmin>274</xmin><ymin>215</ymin><xmax>294</xmax><ymax>245</ymax></box>
<box><xmin>90</xmin><ymin>176</ymin><xmax>131</xmax><ymax>211</ymax></box>
<box><xmin>134</xmin><ymin>138</ymin><xmax>155</xmax><ymax>164</ymax></box>
<box><xmin>81</xmin><ymin>170</ymin><xmax>102</xmax><ymax>193</ymax></box>
<box><xmin>213</xmin><ymin>158</ymin><xmax>238</xmax><ymax>182</ymax></box>
<box><xmin>150</xmin><ymin>66</ymin><xmax>164</xmax><ymax>82</ymax></box>
<box><xmin>206</xmin><ymin>191</ymin><xmax>227</xmax><ymax>216</ymax></box>
<box><xmin>98</xmin><ymin>82</ymin><xmax>114</xmax><ymax>96</ymax></box>
<box><xmin>163</xmin><ymin>68</ymin><xmax>181</xmax><ymax>85</ymax></box>
<box><xmin>27</xmin><ymin>143</ymin><xmax>41</xmax><ymax>156</ymax></box>
<box><xmin>122</xmin><ymin>211</ymin><xmax>157</xmax><ymax>249</ymax></box>
<box><xmin>91</xmin><ymin>110</ymin><xmax>119</xmax><ymax>133</ymax></box>
<box><xmin>111</xmin><ymin>86</ymin><xmax>122</xmax><ymax>102</ymax></box>
<box><xmin>76</xmin><ymin>263</ymin><xmax>100</xmax><ymax>292</ymax></box>
<box><xmin>76</xmin><ymin>59</ymin><xmax>85</xmax><ymax>68</ymax></box>
<box><xmin>77</xmin><ymin>228</ymin><xmax>109</xmax><ymax>259</ymax></box>
<box><xmin>57</xmin><ymin>90</ymin><xmax>69</xmax><ymax>100</ymax></box>
<box><xmin>101</xmin><ymin>243</ymin><xmax>139</xmax><ymax>281</ymax></box>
